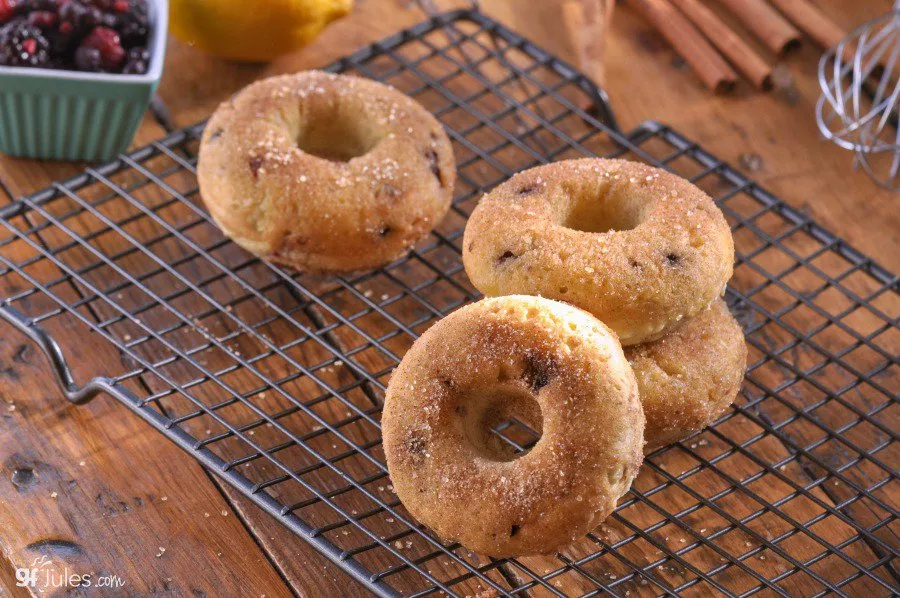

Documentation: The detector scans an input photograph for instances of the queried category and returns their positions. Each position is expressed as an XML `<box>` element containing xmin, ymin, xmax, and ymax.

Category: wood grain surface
<box><xmin>0</xmin><ymin>0</ymin><xmax>896</xmax><ymax>596</ymax></box>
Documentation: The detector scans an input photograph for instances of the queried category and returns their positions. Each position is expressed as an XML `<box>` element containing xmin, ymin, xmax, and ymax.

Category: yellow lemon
<box><xmin>169</xmin><ymin>0</ymin><xmax>352</xmax><ymax>62</ymax></box>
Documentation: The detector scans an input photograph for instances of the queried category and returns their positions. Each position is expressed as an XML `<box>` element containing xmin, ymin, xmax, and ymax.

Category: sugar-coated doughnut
<box><xmin>382</xmin><ymin>295</ymin><xmax>644</xmax><ymax>557</ymax></box>
<box><xmin>462</xmin><ymin>158</ymin><xmax>734</xmax><ymax>345</ymax></box>
<box><xmin>626</xmin><ymin>299</ymin><xmax>747</xmax><ymax>452</ymax></box>
<box><xmin>198</xmin><ymin>71</ymin><xmax>455</xmax><ymax>275</ymax></box>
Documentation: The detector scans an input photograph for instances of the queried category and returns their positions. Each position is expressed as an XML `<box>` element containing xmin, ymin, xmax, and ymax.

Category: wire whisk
<box><xmin>817</xmin><ymin>1</ymin><xmax>900</xmax><ymax>190</ymax></box>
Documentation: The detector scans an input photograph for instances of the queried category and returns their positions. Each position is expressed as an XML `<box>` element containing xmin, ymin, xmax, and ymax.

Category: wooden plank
<box><xmin>0</xmin><ymin>333</ymin><xmax>294</xmax><ymax>596</ymax></box>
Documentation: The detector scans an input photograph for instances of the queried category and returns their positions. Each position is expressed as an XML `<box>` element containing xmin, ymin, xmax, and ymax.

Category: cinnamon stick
<box><xmin>630</xmin><ymin>0</ymin><xmax>738</xmax><ymax>94</ymax></box>
<box><xmin>670</xmin><ymin>0</ymin><xmax>773</xmax><ymax>89</ymax></box>
<box><xmin>767</xmin><ymin>0</ymin><xmax>846</xmax><ymax>50</ymax></box>
<box><xmin>712</xmin><ymin>0</ymin><xmax>801</xmax><ymax>55</ymax></box>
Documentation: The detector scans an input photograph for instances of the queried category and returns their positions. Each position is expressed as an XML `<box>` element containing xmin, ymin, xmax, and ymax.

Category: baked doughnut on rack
<box><xmin>382</xmin><ymin>295</ymin><xmax>644</xmax><ymax>557</ymax></box>
<box><xmin>626</xmin><ymin>298</ymin><xmax>747</xmax><ymax>452</ymax></box>
<box><xmin>198</xmin><ymin>71</ymin><xmax>455</xmax><ymax>275</ymax></box>
<box><xmin>462</xmin><ymin>158</ymin><xmax>734</xmax><ymax>345</ymax></box>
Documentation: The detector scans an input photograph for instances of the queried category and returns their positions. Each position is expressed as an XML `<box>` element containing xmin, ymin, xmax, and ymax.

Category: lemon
<box><xmin>169</xmin><ymin>0</ymin><xmax>352</xmax><ymax>62</ymax></box>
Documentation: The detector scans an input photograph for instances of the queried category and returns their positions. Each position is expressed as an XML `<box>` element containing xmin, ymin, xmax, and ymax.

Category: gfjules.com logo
<box><xmin>15</xmin><ymin>555</ymin><xmax>126</xmax><ymax>590</ymax></box>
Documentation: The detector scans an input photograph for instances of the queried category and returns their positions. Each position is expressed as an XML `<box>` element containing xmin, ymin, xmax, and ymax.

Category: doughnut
<box><xmin>198</xmin><ymin>71</ymin><xmax>455</xmax><ymax>275</ymax></box>
<box><xmin>382</xmin><ymin>295</ymin><xmax>644</xmax><ymax>557</ymax></box>
<box><xmin>462</xmin><ymin>158</ymin><xmax>734</xmax><ymax>345</ymax></box>
<box><xmin>626</xmin><ymin>299</ymin><xmax>747</xmax><ymax>452</ymax></box>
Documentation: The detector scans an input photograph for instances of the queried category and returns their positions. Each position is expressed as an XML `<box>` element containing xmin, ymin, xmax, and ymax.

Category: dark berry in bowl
<box><xmin>73</xmin><ymin>42</ymin><xmax>101</xmax><ymax>70</ymax></box>
<box><xmin>79</xmin><ymin>25</ymin><xmax>123</xmax><ymax>70</ymax></box>
<box><xmin>0</xmin><ymin>19</ymin><xmax>51</xmax><ymax>67</ymax></box>
<box><xmin>27</xmin><ymin>9</ymin><xmax>55</xmax><ymax>28</ymax></box>
<box><xmin>0</xmin><ymin>0</ymin><xmax>22</xmax><ymax>24</ymax></box>
<box><xmin>58</xmin><ymin>1</ymin><xmax>88</xmax><ymax>30</ymax></box>
<box><xmin>121</xmin><ymin>44</ymin><xmax>145</xmax><ymax>73</ymax></box>
<box><xmin>1</xmin><ymin>0</ymin><xmax>152</xmax><ymax>73</ymax></box>
<box><xmin>113</xmin><ymin>0</ymin><xmax>147</xmax><ymax>46</ymax></box>
<box><xmin>25</xmin><ymin>0</ymin><xmax>59</xmax><ymax>9</ymax></box>
<box><xmin>58</xmin><ymin>2</ymin><xmax>103</xmax><ymax>37</ymax></box>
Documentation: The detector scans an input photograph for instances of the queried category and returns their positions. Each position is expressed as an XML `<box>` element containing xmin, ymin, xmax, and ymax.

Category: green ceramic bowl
<box><xmin>0</xmin><ymin>0</ymin><xmax>168</xmax><ymax>162</ymax></box>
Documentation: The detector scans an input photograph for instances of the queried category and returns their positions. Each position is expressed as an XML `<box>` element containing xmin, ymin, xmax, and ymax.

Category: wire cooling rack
<box><xmin>0</xmin><ymin>10</ymin><xmax>897</xmax><ymax>598</ymax></box>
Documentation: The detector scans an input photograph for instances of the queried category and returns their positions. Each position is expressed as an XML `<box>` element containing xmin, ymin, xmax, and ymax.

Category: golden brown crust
<box><xmin>382</xmin><ymin>296</ymin><xmax>644</xmax><ymax>558</ymax></box>
<box><xmin>197</xmin><ymin>71</ymin><xmax>456</xmax><ymax>275</ymax></box>
<box><xmin>626</xmin><ymin>298</ymin><xmax>747</xmax><ymax>452</ymax></box>
<box><xmin>462</xmin><ymin>159</ymin><xmax>734</xmax><ymax>345</ymax></box>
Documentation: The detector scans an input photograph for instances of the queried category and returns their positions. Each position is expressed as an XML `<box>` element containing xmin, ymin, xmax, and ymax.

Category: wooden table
<box><xmin>0</xmin><ymin>1</ymin><xmax>895</xmax><ymax>596</ymax></box>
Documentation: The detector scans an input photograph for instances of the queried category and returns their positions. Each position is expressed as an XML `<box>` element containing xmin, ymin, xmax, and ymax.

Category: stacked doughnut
<box><xmin>384</xmin><ymin>158</ymin><xmax>745</xmax><ymax>557</ymax></box>
<box><xmin>462</xmin><ymin>159</ymin><xmax>747</xmax><ymax>453</ymax></box>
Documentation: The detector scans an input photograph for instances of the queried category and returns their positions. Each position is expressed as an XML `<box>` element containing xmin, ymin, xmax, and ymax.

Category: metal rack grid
<box><xmin>0</xmin><ymin>10</ymin><xmax>897</xmax><ymax>597</ymax></box>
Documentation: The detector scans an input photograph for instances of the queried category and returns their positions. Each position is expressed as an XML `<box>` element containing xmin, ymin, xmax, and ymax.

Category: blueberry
<box><xmin>114</xmin><ymin>0</ymin><xmax>147</xmax><ymax>46</ymax></box>
<box><xmin>121</xmin><ymin>55</ymin><xmax>144</xmax><ymax>73</ymax></box>
<box><xmin>121</xmin><ymin>44</ymin><xmax>146</xmax><ymax>73</ymax></box>
<box><xmin>74</xmin><ymin>43</ymin><xmax>101</xmax><ymax>71</ymax></box>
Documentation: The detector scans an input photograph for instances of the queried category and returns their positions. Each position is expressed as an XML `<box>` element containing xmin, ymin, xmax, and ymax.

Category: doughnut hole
<box><xmin>294</xmin><ymin>105</ymin><xmax>384</xmax><ymax>162</ymax></box>
<box><xmin>456</xmin><ymin>383</ymin><xmax>543</xmax><ymax>462</ymax></box>
<box><xmin>559</xmin><ymin>181</ymin><xmax>648</xmax><ymax>233</ymax></box>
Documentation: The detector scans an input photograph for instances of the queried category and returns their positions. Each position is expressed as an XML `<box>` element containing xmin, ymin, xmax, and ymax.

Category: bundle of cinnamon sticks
<box><xmin>629</xmin><ymin>0</ymin><xmax>846</xmax><ymax>93</ymax></box>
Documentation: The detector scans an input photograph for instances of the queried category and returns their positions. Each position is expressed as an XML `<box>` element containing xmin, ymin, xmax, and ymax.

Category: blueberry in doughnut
<box><xmin>198</xmin><ymin>71</ymin><xmax>455</xmax><ymax>275</ymax></box>
<box><xmin>382</xmin><ymin>295</ymin><xmax>644</xmax><ymax>557</ymax></box>
<box><xmin>462</xmin><ymin>158</ymin><xmax>734</xmax><ymax>345</ymax></box>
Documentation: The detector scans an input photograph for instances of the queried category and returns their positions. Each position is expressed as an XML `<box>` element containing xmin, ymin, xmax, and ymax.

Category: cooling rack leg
<box><xmin>0</xmin><ymin>304</ymin><xmax>109</xmax><ymax>405</ymax></box>
<box><xmin>587</xmin><ymin>85</ymin><xmax>621</xmax><ymax>133</ymax></box>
